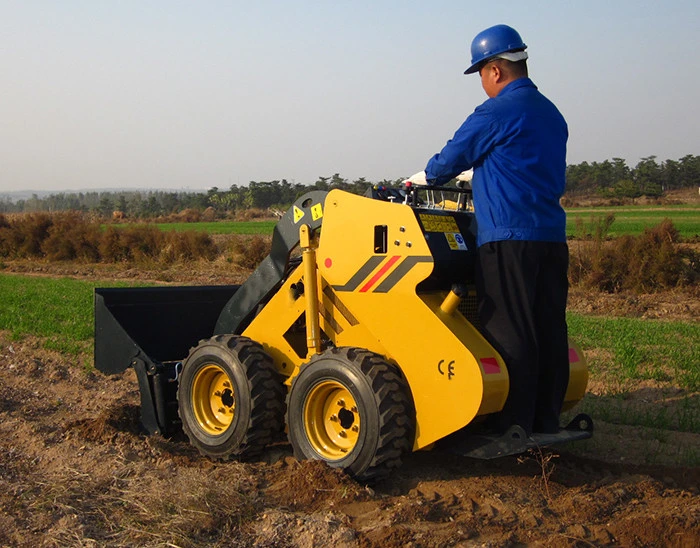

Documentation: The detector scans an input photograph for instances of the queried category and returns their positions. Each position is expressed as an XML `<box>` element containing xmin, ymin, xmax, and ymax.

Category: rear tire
<box><xmin>178</xmin><ymin>334</ymin><xmax>285</xmax><ymax>460</ymax></box>
<box><xmin>287</xmin><ymin>347</ymin><xmax>415</xmax><ymax>482</ymax></box>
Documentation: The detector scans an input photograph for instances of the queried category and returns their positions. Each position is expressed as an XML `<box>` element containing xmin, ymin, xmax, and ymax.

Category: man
<box><xmin>406</xmin><ymin>24</ymin><xmax>570</xmax><ymax>436</ymax></box>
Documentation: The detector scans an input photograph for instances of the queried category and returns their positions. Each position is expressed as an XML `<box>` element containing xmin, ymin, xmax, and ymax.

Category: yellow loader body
<box><xmin>244</xmin><ymin>189</ymin><xmax>587</xmax><ymax>450</ymax></box>
<box><xmin>95</xmin><ymin>186</ymin><xmax>592</xmax><ymax>481</ymax></box>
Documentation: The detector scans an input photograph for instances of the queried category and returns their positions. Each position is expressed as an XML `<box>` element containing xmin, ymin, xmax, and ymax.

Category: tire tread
<box><xmin>292</xmin><ymin>346</ymin><xmax>415</xmax><ymax>482</ymax></box>
<box><xmin>179</xmin><ymin>335</ymin><xmax>285</xmax><ymax>460</ymax></box>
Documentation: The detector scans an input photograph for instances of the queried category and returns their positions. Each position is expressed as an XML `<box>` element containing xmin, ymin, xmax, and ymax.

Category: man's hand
<box><xmin>455</xmin><ymin>169</ymin><xmax>473</xmax><ymax>183</ymax></box>
<box><xmin>403</xmin><ymin>171</ymin><xmax>428</xmax><ymax>185</ymax></box>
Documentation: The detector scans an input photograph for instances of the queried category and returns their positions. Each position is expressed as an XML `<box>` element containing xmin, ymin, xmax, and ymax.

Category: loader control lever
<box><xmin>364</xmin><ymin>184</ymin><xmax>408</xmax><ymax>203</ymax></box>
<box><xmin>365</xmin><ymin>183</ymin><xmax>472</xmax><ymax>211</ymax></box>
<box><xmin>403</xmin><ymin>182</ymin><xmax>473</xmax><ymax>211</ymax></box>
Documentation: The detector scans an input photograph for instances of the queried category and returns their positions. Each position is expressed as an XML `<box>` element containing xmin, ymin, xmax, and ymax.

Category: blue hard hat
<box><xmin>464</xmin><ymin>24</ymin><xmax>527</xmax><ymax>74</ymax></box>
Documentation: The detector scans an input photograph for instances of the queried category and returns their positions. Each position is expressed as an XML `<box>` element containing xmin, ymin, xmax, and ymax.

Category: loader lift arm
<box><xmin>214</xmin><ymin>191</ymin><xmax>328</xmax><ymax>335</ymax></box>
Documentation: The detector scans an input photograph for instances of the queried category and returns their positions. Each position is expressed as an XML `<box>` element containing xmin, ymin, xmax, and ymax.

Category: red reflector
<box><xmin>568</xmin><ymin>348</ymin><xmax>580</xmax><ymax>363</ymax></box>
<box><xmin>480</xmin><ymin>357</ymin><xmax>501</xmax><ymax>375</ymax></box>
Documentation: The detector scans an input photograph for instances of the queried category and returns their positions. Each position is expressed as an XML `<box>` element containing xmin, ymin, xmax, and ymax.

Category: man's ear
<box><xmin>492</xmin><ymin>63</ymin><xmax>505</xmax><ymax>82</ymax></box>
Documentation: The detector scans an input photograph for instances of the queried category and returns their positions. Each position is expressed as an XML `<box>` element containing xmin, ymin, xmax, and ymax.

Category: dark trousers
<box><xmin>476</xmin><ymin>240</ymin><xmax>570</xmax><ymax>435</ymax></box>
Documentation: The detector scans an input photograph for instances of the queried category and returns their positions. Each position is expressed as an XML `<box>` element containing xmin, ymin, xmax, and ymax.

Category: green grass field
<box><xmin>144</xmin><ymin>204</ymin><xmax>699</xmax><ymax>239</ymax></box>
<box><xmin>565</xmin><ymin>204</ymin><xmax>700</xmax><ymax>238</ymax></box>
<box><xmin>1</xmin><ymin>273</ymin><xmax>696</xmax><ymax>389</ymax></box>
<box><xmin>106</xmin><ymin>220</ymin><xmax>277</xmax><ymax>235</ymax></box>
<box><xmin>0</xmin><ymin>274</ymin><xmax>149</xmax><ymax>354</ymax></box>
<box><xmin>100</xmin><ymin>202</ymin><xmax>700</xmax><ymax>239</ymax></box>
<box><xmin>155</xmin><ymin>220</ymin><xmax>276</xmax><ymax>235</ymax></box>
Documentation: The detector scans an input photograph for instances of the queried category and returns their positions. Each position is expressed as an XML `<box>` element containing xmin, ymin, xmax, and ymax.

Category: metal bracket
<box><xmin>446</xmin><ymin>413</ymin><xmax>594</xmax><ymax>459</ymax></box>
<box><xmin>132</xmin><ymin>358</ymin><xmax>161</xmax><ymax>435</ymax></box>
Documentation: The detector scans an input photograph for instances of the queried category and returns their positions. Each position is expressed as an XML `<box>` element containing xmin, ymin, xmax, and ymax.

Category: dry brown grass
<box><xmin>2</xmin><ymin>212</ymin><xmax>697</xmax><ymax>296</ymax></box>
<box><xmin>228</xmin><ymin>234</ymin><xmax>271</xmax><ymax>270</ymax></box>
<box><xmin>570</xmin><ymin>219</ymin><xmax>699</xmax><ymax>293</ymax></box>
<box><xmin>0</xmin><ymin>212</ymin><xmax>219</xmax><ymax>265</ymax></box>
<box><xmin>234</xmin><ymin>208</ymin><xmax>270</xmax><ymax>221</ymax></box>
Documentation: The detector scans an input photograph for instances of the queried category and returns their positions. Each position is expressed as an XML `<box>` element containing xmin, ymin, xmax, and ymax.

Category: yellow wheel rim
<box><xmin>303</xmin><ymin>380</ymin><xmax>360</xmax><ymax>460</ymax></box>
<box><xmin>191</xmin><ymin>364</ymin><xmax>235</xmax><ymax>436</ymax></box>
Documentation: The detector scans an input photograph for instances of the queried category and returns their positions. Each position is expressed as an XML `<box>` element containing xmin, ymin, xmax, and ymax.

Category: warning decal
<box><xmin>311</xmin><ymin>203</ymin><xmax>323</xmax><ymax>221</ymax></box>
<box><xmin>293</xmin><ymin>206</ymin><xmax>304</xmax><ymax>223</ymax></box>
<box><xmin>446</xmin><ymin>232</ymin><xmax>468</xmax><ymax>251</ymax></box>
<box><xmin>419</xmin><ymin>214</ymin><xmax>460</xmax><ymax>233</ymax></box>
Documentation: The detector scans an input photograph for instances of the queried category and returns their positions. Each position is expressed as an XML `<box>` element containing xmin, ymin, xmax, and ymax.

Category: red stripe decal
<box><xmin>359</xmin><ymin>255</ymin><xmax>401</xmax><ymax>293</ymax></box>
<box><xmin>568</xmin><ymin>348</ymin><xmax>580</xmax><ymax>363</ymax></box>
<box><xmin>480</xmin><ymin>357</ymin><xmax>501</xmax><ymax>375</ymax></box>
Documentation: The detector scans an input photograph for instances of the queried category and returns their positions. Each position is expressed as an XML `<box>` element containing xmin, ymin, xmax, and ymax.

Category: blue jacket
<box><xmin>425</xmin><ymin>78</ymin><xmax>568</xmax><ymax>247</ymax></box>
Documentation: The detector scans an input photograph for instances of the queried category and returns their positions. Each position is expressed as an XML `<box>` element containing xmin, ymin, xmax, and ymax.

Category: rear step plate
<box><xmin>447</xmin><ymin>413</ymin><xmax>594</xmax><ymax>459</ymax></box>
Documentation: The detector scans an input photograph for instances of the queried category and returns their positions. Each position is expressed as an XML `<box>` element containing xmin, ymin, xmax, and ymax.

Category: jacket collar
<box><xmin>498</xmin><ymin>77</ymin><xmax>536</xmax><ymax>96</ymax></box>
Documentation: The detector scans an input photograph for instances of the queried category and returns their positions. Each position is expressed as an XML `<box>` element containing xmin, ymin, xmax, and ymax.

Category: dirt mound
<box><xmin>68</xmin><ymin>403</ymin><xmax>142</xmax><ymax>442</ymax></box>
<box><xmin>265</xmin><ymin>458</ymin><xmax>370</xmax><ymax>511</ymax></box>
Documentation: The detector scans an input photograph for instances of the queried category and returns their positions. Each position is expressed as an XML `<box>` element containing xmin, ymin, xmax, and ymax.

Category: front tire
<box><xmin>178</xmin><ymin>334</ymin><xmax>285</xmax><ymax>460</ymax></box>
<box><xmin>287</xmin><ymin>347</ymin><xmax>415</xmax><ymax>481</ymax></box>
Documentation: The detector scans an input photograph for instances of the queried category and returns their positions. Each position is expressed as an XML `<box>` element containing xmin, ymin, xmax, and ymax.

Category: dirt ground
<box><xmin>1</xmin><ymin>260</ymin><xmax>699</xmax><ymax>547</ymax></box>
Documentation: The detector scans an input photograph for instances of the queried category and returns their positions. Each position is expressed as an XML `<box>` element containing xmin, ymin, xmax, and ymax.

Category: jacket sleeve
<box><xmin>424</xmin><ymin>107</ymin><xmax>497</xmax><ymax>186</ymax></box>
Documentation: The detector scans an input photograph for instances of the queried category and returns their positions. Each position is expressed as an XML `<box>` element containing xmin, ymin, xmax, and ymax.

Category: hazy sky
<box><xmin>2</xmin><ymin>1</ymin><xmax>699</xmax><ymax>192</ymax></box>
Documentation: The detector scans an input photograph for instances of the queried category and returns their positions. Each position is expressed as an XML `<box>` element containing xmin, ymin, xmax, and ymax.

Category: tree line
<box><xmin>2</xmin><ymin>155</ymin><xmax>698</xmax><ymax>217</ymax></box>
<box><xmin>565</xmin><ymin>154</ymin><xmax>700</xmax><ymax>197</ymax></box>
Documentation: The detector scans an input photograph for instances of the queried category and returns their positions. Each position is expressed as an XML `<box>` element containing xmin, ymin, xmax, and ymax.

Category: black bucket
<box><xmin>94</xmin><ymin>285</ymin><xmax>239</xmax><ymax>435</ymax></box>
<box><xmin>94</xmin><ymin>285</ymin><xmax>239</xmax><ymax>375</ymax></box>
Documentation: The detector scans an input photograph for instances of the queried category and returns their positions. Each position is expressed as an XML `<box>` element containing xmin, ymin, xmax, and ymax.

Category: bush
<box><xmin>41</xmin><ymin>212</ymin><xmax>101</xmax><ymax>262</ymax></box>
<box><xmin>573</xmin><ymin>213</ymin><xmax>616</xmax><ymax>241</ymax></box>
<box><xmin>6</xmin><ymin>213</ymin><xmax>53</xmax><ymax>258</ymax></box>
<box><xmin>0</xmin><ymin>214</ymin><xmax>17</xmax><ymax>257</ymax></box>
<box><xmin>98</xmin><ymin>226</ymin><xmax>130</xmax><ymax>262</ymax></box>
<box><xmin>570</xmin><ymin>219</ymin><xmax>699</xmax><ymax>292</ymax></box>
<box><xmin>98</xmin><ymin>225</ymin><xmax>163</xmax><ymax>263</ymax></box>
<box><xmin>231</xmin><ymin>235</ymin><xmax>271</xmax><ymax>269</ymax></box>
<box><xmin>160</xmin><ymin>230</ymin><xmax>218</xmax><ymax>262</ymax></box>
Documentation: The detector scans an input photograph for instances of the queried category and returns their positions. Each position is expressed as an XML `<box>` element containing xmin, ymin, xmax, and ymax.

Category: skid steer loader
<box><xmin>95</xmin><ymin>184</ymin><xmax>592</xmax><ymax>481</ymax></box>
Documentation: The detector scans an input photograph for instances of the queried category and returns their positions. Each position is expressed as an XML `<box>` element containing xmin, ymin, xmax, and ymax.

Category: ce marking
<box><xmin>437</xmin><ymin>359</ymin><xmax>456</xmax><ymax>380</ymax></box>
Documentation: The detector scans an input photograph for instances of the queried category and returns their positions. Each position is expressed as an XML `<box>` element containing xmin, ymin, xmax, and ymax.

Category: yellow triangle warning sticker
<box><xmin>311</xmin><ymin>203</ymin><xmax>323</xmax><ymax>221</ymax></box>
<box><xmin>293</xmin><ymin>206</ymin><xmax>304</xmax><ymax>223</ymax></box>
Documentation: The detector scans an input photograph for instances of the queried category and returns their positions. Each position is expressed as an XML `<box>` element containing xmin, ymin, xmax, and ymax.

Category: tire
<box><xmin>287</xmin><ymin>347</ymin><xmax>415</xmax><ymax>482</ymax></box>
<box><xmin>178</xmin><ymin>334</ymin><xmax>285</xmax><ymax>460</ymax></box>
